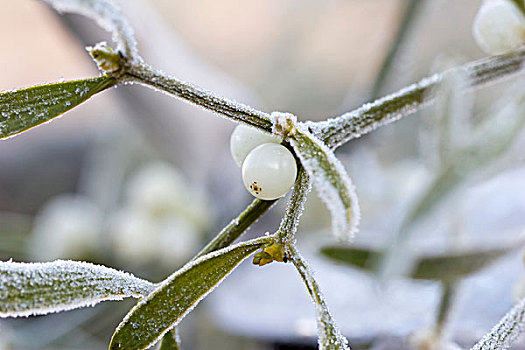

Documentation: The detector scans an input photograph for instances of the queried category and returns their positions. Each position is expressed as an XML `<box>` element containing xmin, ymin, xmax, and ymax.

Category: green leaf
<box><xmin>110</xmin><ymin>236</ymin><xmax>272</xmax><ymax>350</ymax></box>
<box><xmin>0</xmin><ymin>76</ymin><xmax>116</xmax><ymax>139</ymax></box>
<box><xmin>321</xmin><ymin>244</ymin><xmax>518</xmax><ymax>282</ymax></box>
<box><xmin>412</xmin><ymin>246</ymin><xmax>517</xmax><ymax>282</ymax></box>
<box><xmin>320</xmin><ymin>246</ymin><xmax>381</xmax><ymax>272</ymax></box>
<box><xmin>0</xmin><ymin>260</ymin><xmax>155</xmax><ymax>318</ymax></box>
<box><xmin>290</xmin><ymin>125</ymin><xmax>360</xmax><ymax>241</ymax></box>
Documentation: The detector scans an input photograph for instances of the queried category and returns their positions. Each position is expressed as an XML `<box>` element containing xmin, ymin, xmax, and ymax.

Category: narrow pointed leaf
<box><xmin>0</xmin><ymin>76</ymin><xmax>116</xmax><ymax>139</ymax></box>
<box><xmin>321</xmin><ymin>244</ymin><xmax>518</xmax><ymax>282</ymax></box>
<box><xmin>290</xmin><ymin>125</ymin><xmax>360</xmax><ymax>241</ymax></box>
<box><xmin>0</xmin><ymin>260</ymin><xmax>155</xmax><ymax>318</ymax></box>
<box><xmin>413</xmin><ymin>246</ymin><xmax>519</xmax><ymax>282</ymax></box>
<box><xmin>320</xmin><ymin>246</ymin><xmax>381</xmax><ymax>272</ymax></box>
<box><xmin>110</xmin><ymin>236</ymin><xmax>272</xmax><ymax>350</ymax></box>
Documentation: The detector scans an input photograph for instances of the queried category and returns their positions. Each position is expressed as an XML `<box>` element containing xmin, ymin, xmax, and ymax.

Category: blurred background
<box><xmin>1</xmin><ymin>0</ymin><xmax>525</xmax><ymax>349</ymax></box>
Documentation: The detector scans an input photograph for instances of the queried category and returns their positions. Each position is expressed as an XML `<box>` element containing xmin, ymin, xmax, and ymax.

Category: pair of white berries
<box><xmin>473</xmin><ymin>0</ymin><xmax>525</xmax><ymax>54</ymax></box>
<box><xmin>230</xmin><ymin>124</ymin><xmax>297</xmax><ymax>200</ymax></box>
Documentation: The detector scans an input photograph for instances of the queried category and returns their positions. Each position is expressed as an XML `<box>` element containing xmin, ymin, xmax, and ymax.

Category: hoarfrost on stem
<box><xmin>290</xmin><ymin>246</ymin><xmax>350</xmax><ymax>350</ymax></box>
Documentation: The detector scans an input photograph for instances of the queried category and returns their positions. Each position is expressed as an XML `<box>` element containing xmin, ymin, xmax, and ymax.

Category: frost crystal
<box><xmin>43</xmin><ymin>0</ymin><xmax>139</xmax><ymax>61</ymax></box>
<box><xmin>0</xmin><ymin>260</ymin><xmax>155</xmax><ymax>318</ymax></box>
<box><xmin>471</xmin><ymin>296</ymin><xmax>525</xmax><ymax>350</ymax></box>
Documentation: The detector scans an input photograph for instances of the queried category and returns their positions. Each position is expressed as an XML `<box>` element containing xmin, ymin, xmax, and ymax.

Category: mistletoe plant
<box><xmin>2</xmin><ymin>0</ymin><xmax>525</xmax><ymax>349</ymax></box>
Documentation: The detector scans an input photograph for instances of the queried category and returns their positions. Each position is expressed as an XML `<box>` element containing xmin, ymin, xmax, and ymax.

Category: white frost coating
<box><xmin>292</xmin><ymin>249</ymin><xmax>350</xmax><ymax>350</ymax></box>
<box><xmin>291</xmin><ymin>124</ymin><xmax>360</xmax><ymax>241</ymax></box>
<box><xmin>270</xmin><ymin>111</ymin><xmax>297</xmax><ymax>138</ymax></box>
<box><xmin>0</xmin><ymin>260</ymin><xmax>155</xmax><ymax>318</ymax></box>
<box><xmin>43</xmin><ymin>0</ymin><xmax>138</xmax><ymax>61</ymax></box>
<box><xmin>471</xmin><ymin>297</ymin><xmax>525</xmax><ymax>350</ymax></box>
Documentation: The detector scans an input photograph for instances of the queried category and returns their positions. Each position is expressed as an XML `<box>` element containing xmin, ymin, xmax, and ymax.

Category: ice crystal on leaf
<box><xmin>0</xmin><ymin>260</ymin><xmax>155</xmax><ymax>318</ymax></box>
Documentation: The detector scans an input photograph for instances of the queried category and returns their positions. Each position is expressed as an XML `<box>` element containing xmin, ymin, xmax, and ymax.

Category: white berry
<box><xmin>242</xmin><ymin>143</ymin><xmax>297</xmax><ymax>200</ymax></box>
<box><xmin>473</xmin><ymin>0</ymin><xmax>525</xmax><ymax>54</ymax></box>
<box><xmin>230</xmin><ymin>124</ymin><xmax>280</xmax><ymax>167</ymax></box>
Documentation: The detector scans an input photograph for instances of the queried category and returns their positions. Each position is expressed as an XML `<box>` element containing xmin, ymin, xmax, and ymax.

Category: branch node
<box><xmin>87</xmin><ymin>42</ymin><xmax>128</xmax><ymax>77</ymax></box>
<box><xmin>270</xmin><ymin>111</ymin><xmax>297</xmax><ymax>138</ymax></box>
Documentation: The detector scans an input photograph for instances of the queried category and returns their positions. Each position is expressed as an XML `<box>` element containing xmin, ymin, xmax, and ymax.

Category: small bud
<box><xmin>87</xmin><ymin>42</ymin><xmax>124</xmax><ymax>74</ymax></box>
<box><xmin>252</xmin><ymin>243</ymin><xmax>287</xmax><ymax>266</ymax></box>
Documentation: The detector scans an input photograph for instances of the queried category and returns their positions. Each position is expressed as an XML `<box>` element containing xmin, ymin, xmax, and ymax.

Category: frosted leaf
<box><xmin>290</xmin><ymin>124</ymin><xmax>360</xmax><ymax>241</ymax></box>
<box><xmin>0</xmin><ymin>260</ymin><xmax>155</xmax><ymax>318</ymax></box>
<box><xmin>290</xmin><ymin>247</ymin><xmax>350</xmax><ymax>350</ymax></box>
<box><xmin>110</xmin><ymin>235</ymin><xmax>273</xmax><ymax>350</ymax></box>
<box><xmin>471</xmin><ymin>296</ymin><xmax>525</xmax><ymax>350</ymax></box>
<box><xmin>0</xmin><ymin>77</ymin><xmax>116</xmax><ymax>140</ymax></box>
<box><xmin>43</xmin><ymin>0</ymin><xmax>139</xmax><ymax>61</ymax></box>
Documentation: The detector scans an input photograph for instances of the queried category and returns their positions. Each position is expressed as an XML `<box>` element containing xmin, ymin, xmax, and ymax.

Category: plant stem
<box><xmin>435</xmin><ymin>282</ymin><xmax>456</xmax><ymax>336</ymax></box>
<box><xmin>316</xmin><ymin>48</ymin><xmax>525</xmax><ymax>150</ymax></box>
<box><xmin>194</xmin><ymin>198</ymin><xmax>276</xmax><ymax>259</ymax></box>
<box><xmin>370</xmin><ymin>0</ymin><xmax>426</xmax><ymax>99</ymax></box>
<box><xmin>289</xmin><ymin>244</ymin><xmax>325</xmax><ymax>307</ymax></box>
<box><xmin>276</xmin><ymin>168</ymin><xmax>311</xmax><ymax>244</ymax></box>
<box><xmin>125</xmin><ymin>63</ymin><xmax>273</xmax><ymax>132</ymax></box>
<box><xmin>289</xmin><ymin>244</ymin><xmax>349</xmax><ymax>349</ymax></box>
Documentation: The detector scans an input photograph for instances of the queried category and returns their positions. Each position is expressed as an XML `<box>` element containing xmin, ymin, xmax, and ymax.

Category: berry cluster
<box><xmin>230</xmin><ymin>125</ymin><xmax>297</xmax><ymax>200</ymax></box>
